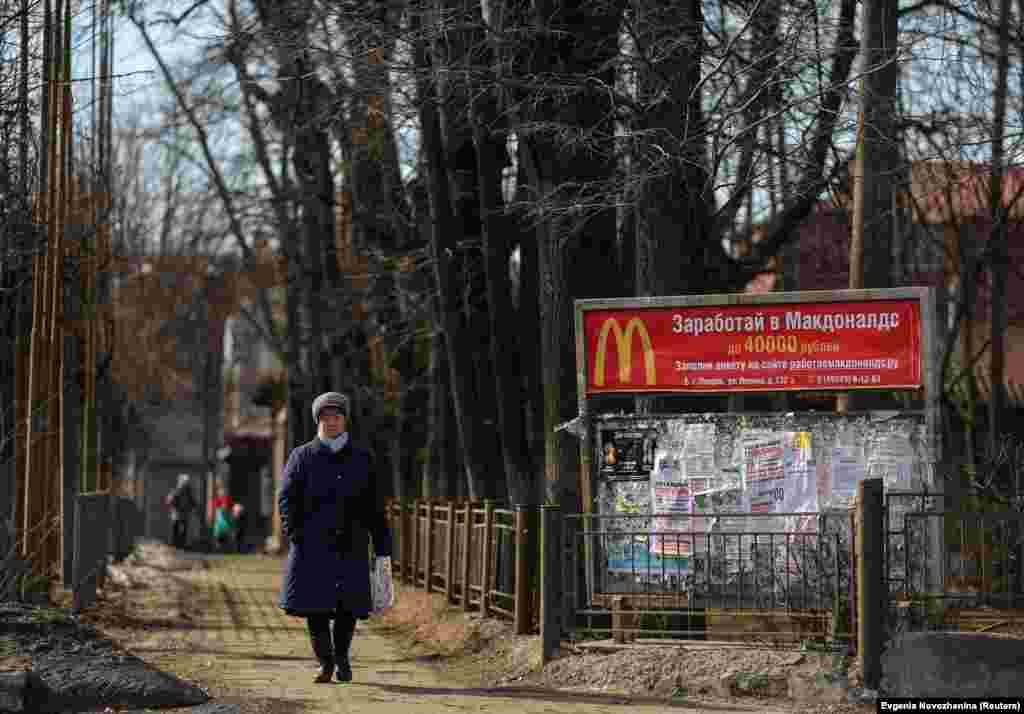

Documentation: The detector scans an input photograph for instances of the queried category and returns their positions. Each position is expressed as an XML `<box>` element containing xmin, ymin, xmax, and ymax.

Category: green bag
<box><xmin>213</xmin><ymin>508</ymin><xmax>236</xmax><ymax>538</ymax></box>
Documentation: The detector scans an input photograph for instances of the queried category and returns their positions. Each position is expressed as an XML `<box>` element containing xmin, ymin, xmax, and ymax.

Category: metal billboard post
<box><xmin>919</xmin><ymin>287</ymin><xmax>945</xmax><ymax>597</ymax></box>
<box><xmin>574</xmin><ymin>304</ymin><xmax>596</xmax><ymax>614</ymax></box>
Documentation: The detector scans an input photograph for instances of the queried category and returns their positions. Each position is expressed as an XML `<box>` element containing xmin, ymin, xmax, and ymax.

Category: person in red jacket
<box><xmin>209</xmin><ymin>483</ymin><xmax>236</xmax><ymax>552</ymax></box>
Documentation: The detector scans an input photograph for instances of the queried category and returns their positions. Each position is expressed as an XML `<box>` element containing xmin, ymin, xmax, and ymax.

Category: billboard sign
<box><xmin>576</xmin><ymin>290</ymin><xmax>926</xmax><ymax>395</ymax></box>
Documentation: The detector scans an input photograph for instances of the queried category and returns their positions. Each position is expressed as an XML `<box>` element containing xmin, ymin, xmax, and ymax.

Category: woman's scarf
<box><xmin>320</xmin><ymin>431</ymin><xmax>349</xmax><ymax>453</ymax></box>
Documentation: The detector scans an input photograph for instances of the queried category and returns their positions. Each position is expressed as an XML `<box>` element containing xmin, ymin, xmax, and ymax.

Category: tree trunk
<box><xmin>413</xmin><ymin>4</ymin><xmax>486</xmax><ymax>499</ymax></box>
<box><xmin>19</xmin><ymin>0</ymin><xmax>29</xmax><ymax>189</ymax></box>
<box><xmin>633</xmin><ymin>0</ymin><xmax>708</xmax><ymax>298</ymax></box>
<box><xmin>284</xmin><ymin>221</ymin><xmax>309</xmax><ymax>447</ymax></box>
<box><xmin>389</xmin><ymin>348</ymin><xmax>410</xmax><ymax>504</ymax></box>
<box><xmin>630</xmin><ymin>0</ymin><xmax>710</xmax><ymax>415</ymax></box>
<box><xmin>61</xmin><ymin>220</ymin><xmax>82</xmax><ymax>585</ymax></box>
<box><xmin>473</xmin><ymin>94</ymin><xmax>535</xmax><ymax>507</ymax></box>
<box><xmin>989</xmin><ymin>0</ymin><xmax>1012</xmax><ymax>457</ymax></box>
<box><xmin>469</xmin><ymin>295</ymin><xmax>505</xmax><ymax>500</ymax></box>
<box><xmin>841</xmin><ymin>0</ymin><xmax>899</xmax><ymax>414</ymax></box>
<box><xmin>516</xmin><ymin>0</ymin><xmax>626</xmax><ymax>509</ymax></box>
<box><xmin>858</xmin><ymin>0</ymin><xmax>900</xmax><ymax>293</ymax></box>
<box><xmin>515</xmin><ymin>202</ymin><xmax>546</xmax><ymax>504</ymax></box>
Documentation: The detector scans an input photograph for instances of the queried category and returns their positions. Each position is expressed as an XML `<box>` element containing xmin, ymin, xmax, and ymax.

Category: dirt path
<box><xmin>102</xmin><ymin>552</ymin><xmax>795</xmax><ymax>714</ymax></box>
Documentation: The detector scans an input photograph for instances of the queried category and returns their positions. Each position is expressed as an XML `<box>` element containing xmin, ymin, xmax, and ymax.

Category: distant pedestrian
<box><xmin>278</xmin><ymin>391</ymin><xmax>393</xmax><ymax>684</ymax></box>
<box><xmin>166</xmin><ymin>474</ymin><xmax>196</xmax><ymax>550</ymax></box>
<box><xmin>210</xmin><ymin>484</ymin><xmax>237</xmax><ymax>553</ymax></box>
<box><xmin>232</xmin><ymin>502</ymin><xmax>248</xmax><ymax>553</ymax></box>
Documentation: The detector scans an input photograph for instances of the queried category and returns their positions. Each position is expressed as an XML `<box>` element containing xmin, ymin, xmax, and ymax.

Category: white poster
<box><xmin>741</xmin><ymin>431</ymin><xmax>786</xmax><ymax>487</ymax></box>
<box><xmin>783</xmin><ymin>432</ymin><xmax>818</xmax><ymax>532</ymax></box>
<box><xmin>650</xmin><ymin>484</ymin><xmax>697</xmax><ymax>556</ymax></box>
<box><xmin>683</xmin><ymin>423</ymin><xmax>717</xmax><ymax>493</ymax></box>
<box><xmin>739</xmin><ymin>430</ymin><xmax>817</xmax><ymax>530</ymax></box>
<box><xmin>867</xmin><ymin>432</ymin><xmax>915</xmax><ymax>490</ymax></box>
<box><xmin>831</xmin><ymin>445</ymin><xmax>866</xmax><ymax>501</ymax></box>
<box><xmin>650</xmin><ymin>448</ymin><xmax>700</xmax><ymax>557</ymax></box>
<box><xmin>692</xmin><ymin>486</ymin><xmax>748</xmax><ymax>563</ymax></box>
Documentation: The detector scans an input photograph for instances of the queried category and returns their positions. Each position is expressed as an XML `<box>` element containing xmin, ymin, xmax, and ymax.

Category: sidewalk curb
<box><xmin>0</xmin><ymin>670</ymin><xmax>44</xmax><ymax>713</ymax></box>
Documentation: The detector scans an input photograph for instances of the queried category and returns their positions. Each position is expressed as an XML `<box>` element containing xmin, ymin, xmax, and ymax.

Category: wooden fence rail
<box><xmin>385</xmin><ymin>498</ymin><xmax>536</xmax><ymax>635</ymax></box>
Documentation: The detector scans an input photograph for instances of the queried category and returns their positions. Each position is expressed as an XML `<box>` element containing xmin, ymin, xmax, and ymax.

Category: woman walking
<box><xmin>277</xmin><ymin>392</ymin><xmax>393</xmax><ymax>683</ymax></box>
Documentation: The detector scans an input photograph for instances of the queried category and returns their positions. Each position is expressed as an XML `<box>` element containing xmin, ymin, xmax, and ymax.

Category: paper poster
<box><xmin>605</xmin><ymin>481</ymin><xmax>657</xmax><ymax>574</ymax></box>
<box><xmin>652</xmin><ymin>449</ymin><xmax>684</xmax><ymax>486</ymax></box>
<box><xmin>748</xmin><ymin>481</ymin><xmax>786</xmax><ymax>513</ymax></box>
<box><xmin>650</xmin><ymin>486</ymin><xmax>697</xmax><ymax>557</ymax></box>
<box><xmin>606</xmin><ymin>539</ymin><xmax>690</xmax><ymax>575</ymax></box>
<box><xmin>867</xmin><ymin>432</ymin><xmax>914</xmax><ymax>490</ymax></box>
<box><xmin>742</xmin><ymin>432</ymin><xmax>786</xmax><ymax>486</ymax></box>
<box><xmin>783</xmin><ymin>432</ymin><xmax>818</xmax><ymax>532</ymax></box>
<box><xmin>831</xmin><ymin>445</ymin><xmax>866</xmax><ymax>499</ymax></box>
<box><xmin>650</xmin><ymin>448</ymin><xmax>700</xmax><ymax>557</ymax></box>
<box><xmin>683</xmin><ymin>423</ymin><xmax>717</xmax><ymax>491</ymax></box>
<box><xmin>601</xmin><ymin>429</ymin><xmax>657</xmax><ymax>476</ymax></box>
<box><xmin>739</xmin><ymin>430</ymin><xmax>816</xmax><ymax>524</ymax></box>
<box><xmin>692</xmin><ymin>486</ymin><xmax>748</xmax><ymax>562</ymax></box>
<box><xmin>613</xmin><ymin>487</ymin><xmax>647</xmax><ymax>515</ymax></box>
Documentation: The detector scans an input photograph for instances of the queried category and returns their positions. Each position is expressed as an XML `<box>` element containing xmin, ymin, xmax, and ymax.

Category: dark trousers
<box><xmin>171</xmin><ymin>519</ymin><xmax>188</xmax><ymax>549</ymax></box>
<box><xmin>307</xmin><ymin>610</ymin><xmax>357</xmax><ymax>663</ymax></box>
<box><xmin>235</xmin><ymin>519</ymin><xmax>247</xmax><ymax>553</ymax></box>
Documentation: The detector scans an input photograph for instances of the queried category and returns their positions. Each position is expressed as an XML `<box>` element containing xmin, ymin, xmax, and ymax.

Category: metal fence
<box><xmin>387</xmin><ymin>490</ymin><xmax>1024</xmax><ymax>658</ymax></box>
<box><xmin>885</xmin><ymin>492</ymin><xmax>1024</xmax><ymax>636</ymax></box>
<box><xmin>561</xmin><ymin>511</ymin><xmax>855</xmax><ymax>648</ymax></box>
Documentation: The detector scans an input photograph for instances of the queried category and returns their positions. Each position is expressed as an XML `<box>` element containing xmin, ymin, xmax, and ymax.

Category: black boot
<box><xmin>333</xmin><ymin>614</ymin><xmax>356</xmax><ymax>682</ymax></box>
<box><xmin>310</xmin><ymin>630</ymin><xmax>334</xmax><ymax>683</ymax></box>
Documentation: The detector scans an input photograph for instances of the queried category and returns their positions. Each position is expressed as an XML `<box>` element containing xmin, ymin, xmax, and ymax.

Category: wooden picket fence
<box><xmin>385</xmin><ymin>499</ymin><xmax>537</xmax><ymax>634</ymax></box>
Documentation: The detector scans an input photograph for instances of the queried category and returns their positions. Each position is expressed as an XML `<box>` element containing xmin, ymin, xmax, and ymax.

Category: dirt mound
<box><xmin>371</xmin><ymin>582</ymin><xmax>877</xmax><ymax>714</ymax></box>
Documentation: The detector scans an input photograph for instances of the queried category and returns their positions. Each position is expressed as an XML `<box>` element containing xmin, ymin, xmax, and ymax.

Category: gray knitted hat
<box><xmin>311</xmin><ymin>391</ymin><xmax>349</xmax><ymax>424</ymax></box>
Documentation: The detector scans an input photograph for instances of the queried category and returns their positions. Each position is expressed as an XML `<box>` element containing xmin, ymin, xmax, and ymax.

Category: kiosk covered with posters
<box><xmin>570</xmin><ymin>287</ymin><xmax>942</xmax><ymax>626</ymax></box>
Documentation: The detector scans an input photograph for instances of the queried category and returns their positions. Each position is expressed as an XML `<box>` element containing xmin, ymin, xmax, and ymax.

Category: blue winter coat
<box><xmin>277</xmin><ymin>438</ymin><xmax>393</xmax><ymax>619</ymax></box>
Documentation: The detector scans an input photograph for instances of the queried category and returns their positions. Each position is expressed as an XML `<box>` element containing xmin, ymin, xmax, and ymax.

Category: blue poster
<box><xmin>606</xmin><ymin>538</ymin><xmax>690</xmax><ymax>574</ymax></box>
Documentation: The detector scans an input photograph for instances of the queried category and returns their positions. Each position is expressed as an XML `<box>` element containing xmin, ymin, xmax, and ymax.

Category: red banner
<box><xmin>582</xmin><ymin>299</ymin><xmax>922</xmax><ymax>394</ymax></box>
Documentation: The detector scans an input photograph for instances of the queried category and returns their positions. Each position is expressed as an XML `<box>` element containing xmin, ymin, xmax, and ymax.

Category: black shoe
<box><xmin>314</xmin><ymin>661</ymin><xmax>335</xmax><ymax>683</ymax></box>
<box><xmin>335</xmin><ymin>660</ymin><xmax>352</xmax><ymax>682</ymax></box>
<box><xmin>310</xmin><ymin>630</ymin><xmax>334</xmax><ymax>684</ymax></box>
<box><xmin>332</xmin><ymin>615</ymin><xmax>356</xmax><ymax>683</ymax></box>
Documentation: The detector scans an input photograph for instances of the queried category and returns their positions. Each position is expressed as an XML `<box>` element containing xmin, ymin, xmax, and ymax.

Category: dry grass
<box><xmin>369</xmin><ymin>581</ymin><xmax>543</xmax><ymax>690</ymax></box>
<box><xmin>372</xmin><ymin>584</ymin><xmax>480</xmax><ymax>656</ymax></box>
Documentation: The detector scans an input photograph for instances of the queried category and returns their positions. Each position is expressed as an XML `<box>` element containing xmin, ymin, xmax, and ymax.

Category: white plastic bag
<box><xmin>371</xmin><ymin>556</ymin><xmax>394</xmax><ymax>614</ymax></box>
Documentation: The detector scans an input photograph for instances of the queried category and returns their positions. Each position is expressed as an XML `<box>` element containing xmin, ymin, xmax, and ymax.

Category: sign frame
<box><xmin>570</xmin><ymin>287</ymin><xmax>942</xmax><ymax>610</ymax></box>
<box><xmin>575</xmin><ymin>287</ymin><xmax>939</xmax><ymax>457</ymax></box>
<box><xmin>574</xmin><ymin>288</ymin><xmax>936</xmax><ymax>399</ymax></box>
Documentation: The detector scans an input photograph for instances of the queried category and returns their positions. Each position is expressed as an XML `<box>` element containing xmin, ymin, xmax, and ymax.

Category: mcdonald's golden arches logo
<box><xmin>593</xmin><ymin>317</ymin><xmax>656</xmax><ymax>386</ymax></box>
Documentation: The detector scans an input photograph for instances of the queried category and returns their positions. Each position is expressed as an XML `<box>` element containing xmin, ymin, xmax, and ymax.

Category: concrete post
<box><xmin>73</xmin><ymin>492</ymin><xmax>110</xmax><ymax>612</ymax></box>
<box><xmin>541</xmin><ymin>504</ymin><xmax>561</xmax><ymax>663</ymax></box>
<box><xmin>856</xmin><ymin>478</ymin><xmax>884</xmax><ymax>690</ymax></box>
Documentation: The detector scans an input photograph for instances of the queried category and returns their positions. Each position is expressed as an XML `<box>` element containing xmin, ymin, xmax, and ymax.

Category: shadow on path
<box><xmin>356</xmin><ymin>682</ymin><xmax>762</xmax><ymax>710</ymax></box>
